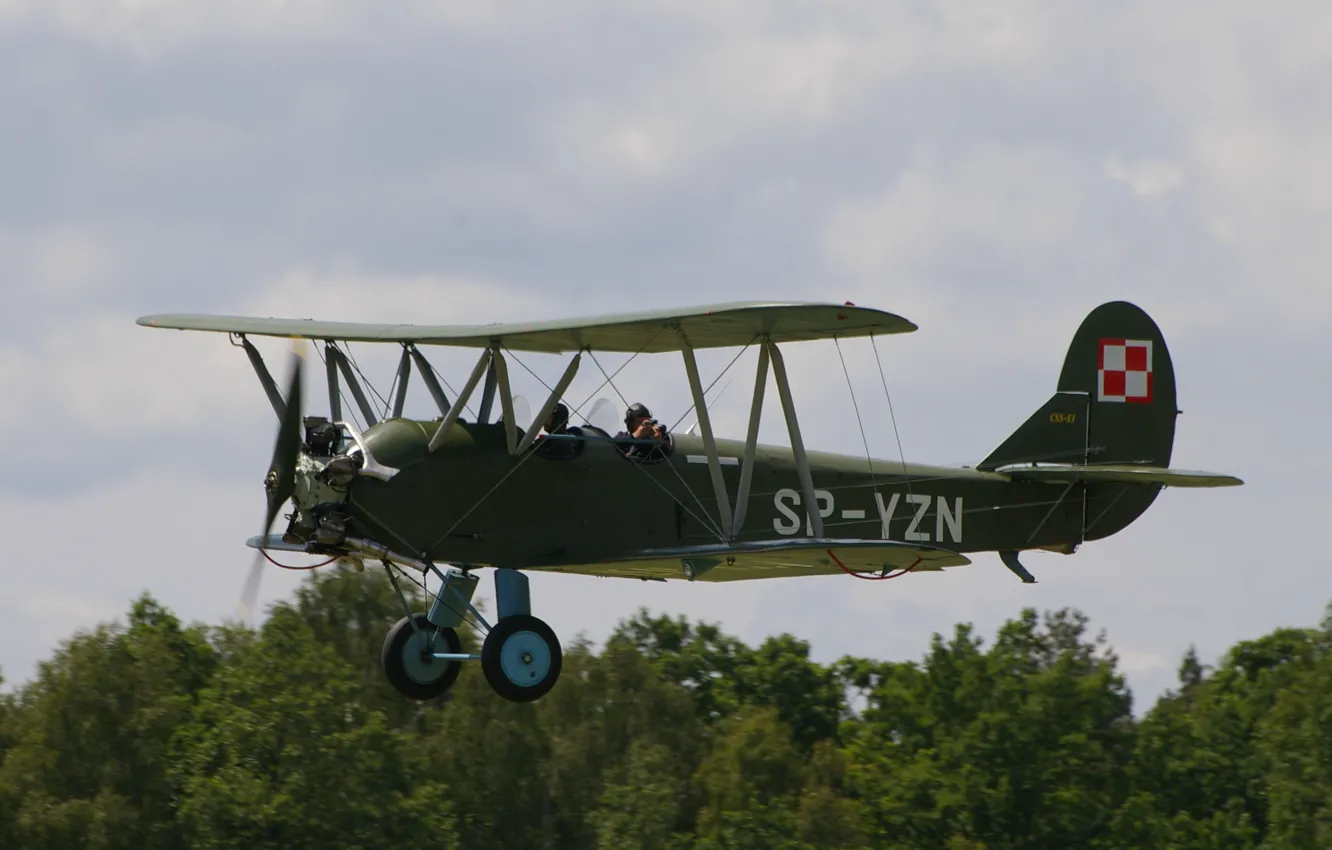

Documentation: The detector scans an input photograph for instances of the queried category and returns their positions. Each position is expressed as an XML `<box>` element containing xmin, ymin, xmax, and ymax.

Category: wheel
<box><xmin>381</xmin><ymin>614</ymin><xmax>463</xmax><ymax>701</ymax></box>
<box><xmin>480</xmin><ymin>614</ymin><xmax>562</xmax><ymax>703</ymax></box>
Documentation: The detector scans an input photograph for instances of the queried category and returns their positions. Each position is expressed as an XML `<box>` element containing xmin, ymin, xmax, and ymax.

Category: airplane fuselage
<box><xmin>332</xmin><ymin>419</ymin><xmax>1157</xmax><ymax>580</ymax></box>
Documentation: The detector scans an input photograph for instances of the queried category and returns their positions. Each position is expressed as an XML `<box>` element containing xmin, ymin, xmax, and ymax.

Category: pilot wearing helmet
<box><xmin>536</xmin><ymin>401</ymin><xmax>582</xmax><ymax>460</ymax></box>
<box><xmin>542</xmin><ymin>402</ymin><xmax>570</xmax><ymax>436</ymax></box>
<box><xmin>616</xmin><ymin>402</ymin><xmax>671</xmax><ymax>461</ymax></box>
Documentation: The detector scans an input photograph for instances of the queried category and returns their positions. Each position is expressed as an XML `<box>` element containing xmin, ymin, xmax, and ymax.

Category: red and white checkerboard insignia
<box><xmin>1098</xmin><ymin>339</ymin><xmax>1153</xmax><ymax>403</ymax></box>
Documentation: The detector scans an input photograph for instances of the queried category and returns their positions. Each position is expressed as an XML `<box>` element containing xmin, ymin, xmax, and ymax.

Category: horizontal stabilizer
<box><xmin>997</xmin><ymin>463</ymin><xmax>1243</xmax><ymax>488</ymax></box>
<box><xmin>542</xmin><ymin>538</ymin><xmax>970</xmax><ymax>582</ymax></box>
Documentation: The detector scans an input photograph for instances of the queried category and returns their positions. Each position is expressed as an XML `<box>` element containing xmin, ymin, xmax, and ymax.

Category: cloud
<box><xmin>2</xmin><ymin>1</ymin><xmax>1328</xmax><ymax>712</ymax></box>
<box><xmin>1104</xmin><ymin>158</ymin><xmax>1184</xmax><ymax>198</ymax></box>
<box><xmin>0</xmin><ymin>271</ymin><xmax>558</xmax><ymax>496</ymax></box>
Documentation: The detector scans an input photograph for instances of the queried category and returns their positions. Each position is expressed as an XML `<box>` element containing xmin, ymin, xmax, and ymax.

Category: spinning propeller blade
<box><xmin>238</xmin><ymin>551</ymin><xmax>265</xmax><ymax>624</ymax></box>
<box><xmin>264</xmin><ymin>344</ymin><xmax>306</xmax><ymax>536</ymax></box>
<box><xmin>239</xmin><ymin>340</ymin><xmax>306</xmax><ymax>625</ymax></box>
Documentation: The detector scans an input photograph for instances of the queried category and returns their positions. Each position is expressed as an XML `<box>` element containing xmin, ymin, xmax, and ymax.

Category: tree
<box><xmin>172</xmin><ymin>604</ymin><xmax>458</xmax><ymax>850</ymax></box>
<box><xmin>1123</xmin><ymin>627</ymin><xmax>1324</xmax><ymax>845</ymax></box>
<box><xmin>693</xmin><ymin>707</ymin><xmax>805</xmax><ymax>850</ymax></box>
<box><xmin>613</xmin><ymin>609</ymin><xmax>751</xmax><ymax>723</ymax></box>
<box><xmin>844</xmin><ymin>609</ymin><xmax>1135</xmax><ymax>850</ymax></box>
<box><xmin>2</xmin><ymin>574</ymin><xmax>1330</xmax><ymax>850</ymax></box>
<box><xmin>1258</xmin><ymin>624</ymin><xmax>1332</xmax><ymax>848</ymax></box>
<box><xmin>0</xmin><ymin>595</ymin><xmax>216</xmax><ymax>850</ymax></box>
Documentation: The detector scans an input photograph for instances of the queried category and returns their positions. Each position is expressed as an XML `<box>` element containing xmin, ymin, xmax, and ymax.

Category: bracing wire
<box><xmin>834</xmin><ymin>337</ymin><xmax>876</xmax><ymax>488</ymax></box>
<box><xmin>574</xmin><ymin>328</ymin><xmax>665</xmax><ymax>413</ymax></box>
<box><xmin>505</xmin><ymin>347</ymin><xmax>596</xmax><ymax>426</ymax></box>
<box><xmin>393</xmin><ymin>564</ymin><xmax>488</xmax><ymax>636</ymax></box>
<box><xmin>503</xmin><ymin>347</ymin><xmax>726</xmax><ymax>541</ymax></box>
<box><xmin>668</xmin><ymin>342</ymin><xmax>752</xmax><ymax>433</ymax></box>
<box><xmin>587</xmin><ymin>351</ymin><xmax>631</xmax><ymax>409</ymax></box>
<box><xmin>424</xmin><ymin>446</ymin><xmax>545</xmax><ymax>553</ymax></box>
<box><xmin>578</xmin><ymin>327</ymin><xmax>671</xmax><ymax>415</ymax></box>
<box><xmin>343</xmin><ymin>345</ymin><xmax>393</xmax><ymax>419</ymax></box>
<box><xmin>420</xmin><ymin>350</ymin><xmax>479</xmax><ymax>421</ymax></box>
<box><xmin>870</xmin><ymin>335</ymin><xmax>912</xmax><ymax>499</ymax></box>
<box><xmin>314</xmin><ymin>344</ymin><xmax>364</xmax><ymax>433</ymax></box>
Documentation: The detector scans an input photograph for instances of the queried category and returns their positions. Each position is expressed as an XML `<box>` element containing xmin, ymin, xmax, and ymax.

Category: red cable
<box><xmin>827</xmin><ymin>549</ymin><xmax>919</xmax><ymax>581</ymax></box>
<box><xmin>260</xmin><ymin>549</ymin><xmax>338</xmax><ymax>570</ymax></box>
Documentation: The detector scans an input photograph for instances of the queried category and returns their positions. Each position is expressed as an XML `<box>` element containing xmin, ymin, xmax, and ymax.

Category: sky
<box><xmin>2</xmin><ymin>1</ymin><xmax>1329</xmax><ymax>710</ymax></box>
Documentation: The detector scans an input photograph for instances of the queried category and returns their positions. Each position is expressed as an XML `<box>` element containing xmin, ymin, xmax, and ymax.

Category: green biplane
<box><xmin>137</xmin><ymin>300</ymin><xmax>1241</xmax><ymax>703</ymax></box>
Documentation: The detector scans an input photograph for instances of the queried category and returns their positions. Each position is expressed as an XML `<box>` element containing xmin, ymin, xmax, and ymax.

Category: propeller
<box><xmin>238</xmin><ymin>341</ymin><xmax>306</xmax><ymax>625</ymax></box>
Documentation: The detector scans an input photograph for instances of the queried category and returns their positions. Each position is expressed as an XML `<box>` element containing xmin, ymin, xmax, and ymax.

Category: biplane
<box><xmin>136</xmin><ymin>300</ymin><xmax>1241</xmax><ymax>703</ymax></box>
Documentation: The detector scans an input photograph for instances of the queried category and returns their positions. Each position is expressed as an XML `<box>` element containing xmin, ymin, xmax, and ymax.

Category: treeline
<box><xmin>0</xmin><ymin>565</ymin><xmax>1329</xmax><ymax>850</ymax></box>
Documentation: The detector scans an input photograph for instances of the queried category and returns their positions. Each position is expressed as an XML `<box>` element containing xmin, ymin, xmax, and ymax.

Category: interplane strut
<box><xmin>680</xmin><ymin>333</ymin><xmax>734</xmax><ymax>540</ymax></box>
<box><xmin>428</xmin><ymin>347</ymin><xmax>493</xmax><ymax>451</ymax></box>
<box><xmin>408</xmin><ymin>344</ymin><xmax>453</xmax><ymax>417</ymax></box>
<box><xmin>391</xmin><ymin>346</ymin><xmax>412</xmax><ymax>419</ymax></box>
<box><xmin>766</xmin><ymin>340</ymin><xmax>823</xmax><ymax>538</ymax></box>
<box><xmin>239</xmin><ymin>336</ymin><xmax>287</xmax><ymax>421</ymax></box>
<box><xmin>731</xmin><ymin>343</ymin><xmax>769</xmax><ymax>534</ymax></box>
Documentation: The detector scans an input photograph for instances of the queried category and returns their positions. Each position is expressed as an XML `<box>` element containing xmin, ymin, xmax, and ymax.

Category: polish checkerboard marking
<box><xmin>1098</xmin><ymin>338</ymin><xmax>1153</xmax><ymax>403</ymax></box>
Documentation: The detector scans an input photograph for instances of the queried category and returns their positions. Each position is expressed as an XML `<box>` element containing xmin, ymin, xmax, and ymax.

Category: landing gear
<box><xmin>380</xmin><ymin>563</ymin><xmax>563</xmax><ymax>703</ymax></box>
<box><xmin>481</xmin><ymin>614</ymin><xmax>562</xmax><ymax>702</ymax></box>
<box><xmin>381</xmin><ymin>614</ymin><xmax>463</xmax><ymax>700</ymax></box>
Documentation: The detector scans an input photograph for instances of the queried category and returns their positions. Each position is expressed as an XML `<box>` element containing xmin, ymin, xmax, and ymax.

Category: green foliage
<box><xmin>171</xmin><ymin>605</ymin><xmax>458</xmax><ymax>849</ymax></box>
<box><xmin>0</xmin><ymin>595</ymin><xmax>216</xmax><ymax>850</ymax></box>
<box><xmin>0</xmin><ymin>576</ymin><xmax>1329</xmax><ymax>850</ymax></box>
<box><xmin>841</xmin><ymin>609</ymin><xmax>1136</xmax><ymax>850</ymax></box>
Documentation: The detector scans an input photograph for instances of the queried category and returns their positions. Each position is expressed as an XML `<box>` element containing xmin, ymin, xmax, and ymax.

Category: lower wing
<box><xmin>539</xmin><ymin>538</ymin><xmax>971</xmax><ymax>582</ymax></box>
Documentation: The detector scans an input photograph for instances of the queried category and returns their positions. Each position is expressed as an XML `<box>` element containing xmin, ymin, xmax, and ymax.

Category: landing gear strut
<box><xmin>480</xmin><ymin>569</ymin><xmax>562</xmax><ymax>702</ymax></box>
<box><xmin>381</xmin><ymin>564</ymin><xmax>562</xmax><ymax>704</ymax></box>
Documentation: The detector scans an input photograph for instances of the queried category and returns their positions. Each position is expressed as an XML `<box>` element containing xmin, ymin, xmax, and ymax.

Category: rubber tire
<box><xmin>480</xmin><ymin>614</ymin><xmax>563</xmax><ymax>703</ymax></box>
<box><xmin>381</xmin><ymin>614</ymin><xmax>463</xmax><ymax>701</ymax></box>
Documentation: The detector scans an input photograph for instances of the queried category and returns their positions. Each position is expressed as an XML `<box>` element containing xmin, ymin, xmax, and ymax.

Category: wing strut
<box><xmin>239</xmin><ymin>336</ymin><xmax>287</xmax><ymax>421</ymax></box>
<box><xmin>325</xmin><ymin>347</ymin><xmax>342</xmax><ymax>422</ymax></box>
<box><xmin>492</xmin><ymin>345</ymin><xmax>519</xmax><ymax>452</ymax></box>
<box><xmin>327</xmin><ymin>344</ymin><xmax>379</xmax><ymax>425</ymax></box>
<box><xmin>514</xmin><ymin>352</ymin><xmax>582</xmax><ymax>455</ymax></box>
<box><xmin>767</xmin><ymin>340</ymin><xmax>822</xmax><ymax>537</ymax></box>
<box><xmin>731</xmin><ymin>343</ymin><xmax>769</xmax><ymax>535</ymax></box>
<box><xmin>429</xmin><ymin>347</ymin><xmax>493</xmax><ymax>451</ymax></box>
<box><xmin>680</xmin><ymin>334</ymin><xmax>734</xmax><ymax>540</ymax></box>
<box><xmin>391</xmin><ymin>345</ymin><xmax>412</xmax><ymax>419</ymax></box>
<box><xmin>477</xmin><ymin>359</ymin><xmax>499</xmax><ymax>423</ymax></box>
<box><xmin>407</xmin><ymin>344</ymin><xmax>452</xmax><ymax>417</ymax></box>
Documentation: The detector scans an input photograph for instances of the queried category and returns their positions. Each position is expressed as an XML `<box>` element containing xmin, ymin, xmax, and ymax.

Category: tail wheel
<box><xmin>480</xmin><ymin>614</ymin><xmax>562</xmax><ymax>703</ymax></box>
<box><xmin>382</xmin><ymin>614</ymin><xmax>463</xmax><ymax>701</ymax></box>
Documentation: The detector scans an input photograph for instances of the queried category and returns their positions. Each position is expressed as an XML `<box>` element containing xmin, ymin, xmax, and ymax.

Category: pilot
<box><xmin>542</xmin><ymin>402</ymin><xmax>570</xmax><ymax>436</ymax></box>
<box><xmin>616</xmin><ymin>402</ymin><xmax>671</xmax><ymax>461</ymax></box>
<box><xmin>619</xmin><ymin>402</ymin><xmax>661</xmax><ymax>439</ymax></box>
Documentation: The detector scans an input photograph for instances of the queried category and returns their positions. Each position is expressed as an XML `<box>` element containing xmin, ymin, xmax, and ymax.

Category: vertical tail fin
<box><xmin>980</xmin><ymin>301</ymin><xmax>1177</xmax><ymax>471</ymax></box>
<box><xmin>979</xmin><ymin>301</ymin><xmax>1179</xmax><ymax>542</ymax></box>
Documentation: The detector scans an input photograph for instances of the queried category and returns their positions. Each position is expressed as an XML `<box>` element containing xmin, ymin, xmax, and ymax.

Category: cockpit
<box><xmin>529</xmin><ymin>398</ymin><xmax>674</xmax><ymax>464</ymax></box>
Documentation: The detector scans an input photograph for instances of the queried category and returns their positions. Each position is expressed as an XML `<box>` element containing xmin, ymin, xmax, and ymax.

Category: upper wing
<box><xmin>136</xmin><ymin>301</ymin><xmax>916</xmax><ymax>353</ymax></box>
<box><xmin>997</xmin><ymin>463</ymin><xmax>1243</xmax><ymax>487</ymax></box>
<box><xmin>537</xmin><ymin>538</ymin><xmax>971</xmax><ymax>582</ymax></box>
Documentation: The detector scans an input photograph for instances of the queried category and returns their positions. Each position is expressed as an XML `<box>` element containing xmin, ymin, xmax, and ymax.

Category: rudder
<box><xmin>980</xmin><ymin>302</ymin><xmax>1179</xmax><ymax>542</ymax></box>
<box><xmin>980</xmin><ymin>301</ymin><xmax>1177</xmax><ymax>471</ymax></box>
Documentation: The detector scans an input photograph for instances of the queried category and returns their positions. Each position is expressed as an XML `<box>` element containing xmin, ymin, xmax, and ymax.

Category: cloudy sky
<box><xmin>2</xmin><ymin>1</ymin><xmax>1328</xmax><ymax>710</ymax></box>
